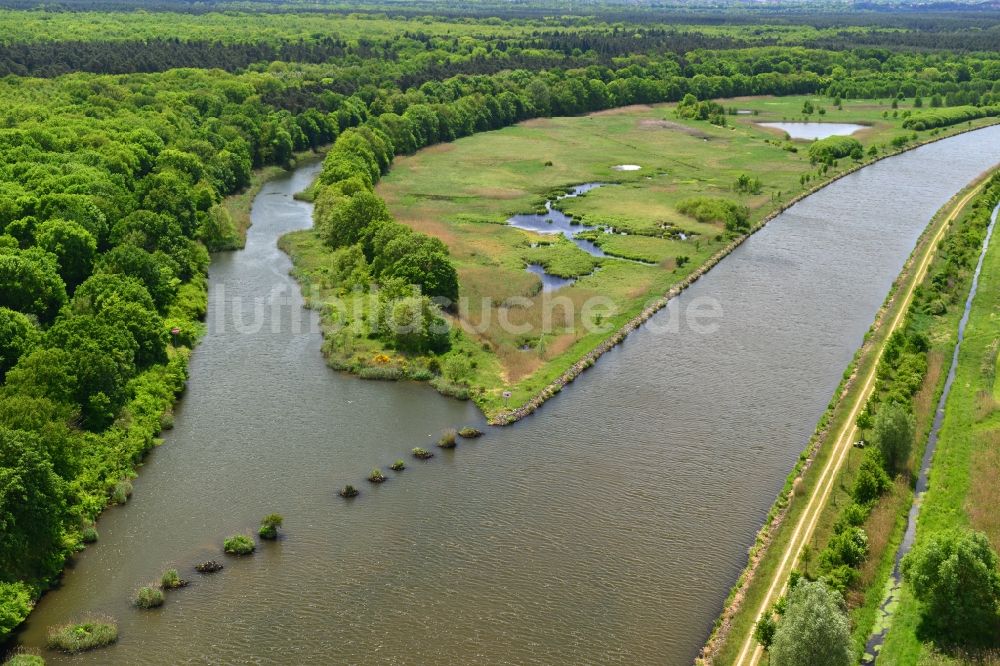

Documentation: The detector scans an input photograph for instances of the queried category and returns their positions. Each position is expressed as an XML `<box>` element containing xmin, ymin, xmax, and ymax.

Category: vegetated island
<box><xmin>282</xmin><ymin>93</ymin><xmax>1000</xmax><ymax>424</ymax></box>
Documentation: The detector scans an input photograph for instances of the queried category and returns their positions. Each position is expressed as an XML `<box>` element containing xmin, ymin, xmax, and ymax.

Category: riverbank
<box><xmin>0</xmin><ymin>152</ymin><xmax>329</xmax><ymax>649</ymax></box>
<box><xmin>878</xmin><ymin>194</ymin><xmax>1000</xmax><ymax>662</ymax></box>
<box><xmin>704</xmin><ymin>171</ymin><xmax>1000</xmax><ymax>665</ymax></box>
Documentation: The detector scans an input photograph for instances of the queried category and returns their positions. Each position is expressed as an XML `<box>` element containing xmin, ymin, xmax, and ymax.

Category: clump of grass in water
<box><xmin>110</xmin><ymin>479</ymin><xmax>133</xmax><ymax>505</ymax></box>
<box><xmin>412</xmin><ymin>447</ymin><xmax>434</xmax><ymax>460</ymax></box>
<box><xmin>195</xmin><ymin>560</ymin><xmax>223</xmax><ymax>574</ymax></box>
<box><xmin>437</xmin><ymin>429</ymin><xmax>458</xmax><ymax>449</ymax></box>
<box><xmin>339</xmin><ymin>484</ymin><xmax>359</xmax><ymax>498</ymax></box>
<box><xmin>390</xmin><ymin>459</ymin><xmax>406</xmax><ymax>471</ymax></box>
<box><xmin>160</xmin><ymin>568</ymin><xmax>188</xmax><ymax>589</ymax></box>
<box><xmin>458</xmin><ymin>427</ymin><xmax>483</xmax><ymax>438</ymax></box>
<box><xmin>3</xmin><ymin>648</ymin><xmax>45</xmax><ymax>665</ymax></box>
<box><xmin>368</xmin><ymin>468</ymin><xmax>386</xmax><ymax>483</ymax></box>
<box><xmin>135</xmin><ymin>585</ymin><xmax>164</xmax><ymax>609</ymax></box>
<box><xmin>258</xmin><ymin>513</ymin><xmax>283</xmax><ymax>540</ymax></box>
<box><xmin>46</xmin><ymin>617</ymin><xmax>118</xmax><ymax>653</ymax></box>
<box><xmin>223</xmin><ymin>534</ymin><xmax>255</xmax><ymax>555</ymax></box>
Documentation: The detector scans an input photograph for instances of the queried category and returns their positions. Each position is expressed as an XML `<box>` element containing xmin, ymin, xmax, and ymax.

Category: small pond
<box><xmin>525</xmin><ymin>263</ymin><xmax>577</xmax><ymax>292</ymax></box>
<box><xmin>757</xmin><ymin>121</ymin><xmax>867</xmax><ymax>140</ymax></box>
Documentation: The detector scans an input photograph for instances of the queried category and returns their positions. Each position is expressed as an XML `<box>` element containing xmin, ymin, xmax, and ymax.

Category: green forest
<box><xmin>0</xmin><ymin>1</ymin><xmax>999</xmax><ymax>663</ymax></box>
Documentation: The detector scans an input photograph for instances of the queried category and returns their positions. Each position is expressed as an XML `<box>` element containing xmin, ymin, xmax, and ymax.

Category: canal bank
<box><xmin>714</xmin><ymin>173</ymin><xmax>1000</xmax><ymax>666</ymax></box>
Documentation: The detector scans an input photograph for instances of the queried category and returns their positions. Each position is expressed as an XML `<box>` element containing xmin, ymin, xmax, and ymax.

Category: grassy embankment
<box><xmin>703</xmin><ymin>172</ymin><xmax>1000</xmax><ymax>665</ymax></box>
<box><xmin>280</xmin><ymin>94</ymin><xmax>996</xmax><ymax>420</ymax></box>
<box><xmin>879</xmin><ymin>193</ymin><xmax>1000</xmax><ymax>663</ymax></box>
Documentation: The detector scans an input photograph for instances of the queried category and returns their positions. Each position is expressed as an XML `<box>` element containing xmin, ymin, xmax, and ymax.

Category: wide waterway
<box><xmin>17</xmin><ymin>126</ymin><xmax>1000</xmax><ymax>664</ymax></box>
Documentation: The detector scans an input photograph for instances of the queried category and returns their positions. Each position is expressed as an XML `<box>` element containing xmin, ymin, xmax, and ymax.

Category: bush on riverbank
<box><xmin>223</xmin><ymin>534</ymin><xmax>255</xmax><ymax>555</ymax></box>
<box><xmin>110</xmin><ymin>479</ymin><xmax>133</xmax><ymax>505</ymax></box>
<box><xmin>46</xmin><ymin>617</ymin><xmax>118</xmax><ymax>653</ymax></box>
<box><xmin>808</xmin><ymin>136</ymin><xmax>863</xmax><ymax>163</ymax></box>
<box><xmin>903</xmin><ymin>105</ymin><xmax>1000</xmax><ymax>131</ymax></box>
<box><xmin>81</xmin><ymin>523</ymin><xmax>98</xmax><ymax>544</ymax></box>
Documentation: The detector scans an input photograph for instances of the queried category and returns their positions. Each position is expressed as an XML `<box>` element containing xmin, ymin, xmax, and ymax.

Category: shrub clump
<box><xmin>223</xmin><ymin>534</ymin><xmax>255</xmax><ymax>556</ymax></box>
<box><xmin>195</xmin><ymin>560</ymin><xmax>223</xmax><ymax>574</ymax></box>
<box><xmin>368</xmin><ymin>468</ymin><xmax>386</xmax><ymax>483</ymax></box>
<box><xmin>390</xmin><ymin>459</ymin><xmax>406</xmax><ymax>471</ymax></box>
<box><xmin>160</xmin><ymin>568</ymin><xmax>187</xmax><ymax>589</ymax></box>
<box><xmin>807</xmin><ymin>135</ymin><xmax>862</xmax><ymax>163</ymax></box>
<box><xmin>437</xmin><ymin>429</ymin><xmax>458</xmax><ymax>449</ymax></box>
<box><xmin>852</xmin><ymin>450</ymin><xmax>891</xmax><ymax>504</ymax></box>
<box><xmin>135</xmin><ymin>585</ymin><xmax>164</xmax><ymax>609</ymax></box>
<box><xmin>46</xmin><ymin>617</ymin><xmax>118</xmax><ymax>653</ymax></box>
<box><xmin>339</xmin><ymin>484</ymin><xmax>359</xmax><ymax>498</ymax></box>
<box><xmin>458</xmin><ymin>427</ymin><xmax>483</xmax><ymax>438</ymax></box>
<box><xmin>412</xmin><ymin>447</ymin><xmax>433</xmax><ymax>460</ymax></box>
<box><xmin>110</xmin><ymin>479</ymin><xmax>133</xmax><ymax>505</ymax></box>
<box><xmin>81</xmin><ymin>524</ymin><xmax>98</xmax><ymax>544</ymax></box>
<box><xmin>676</xmin><ymin>196</ymin><xmax>749</xmax><ymax>233</ymax></box>
<box><xmin>258</xmin><ymin>513</ymin><xmax>283</xmax><ymax>540</ymax></box>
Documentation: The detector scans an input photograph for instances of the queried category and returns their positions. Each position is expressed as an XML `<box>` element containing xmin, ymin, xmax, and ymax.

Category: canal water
<box><xmin>17</xmin><ymin>126</ymin><xmax>1000</xmax><ymax>665</ymax></box>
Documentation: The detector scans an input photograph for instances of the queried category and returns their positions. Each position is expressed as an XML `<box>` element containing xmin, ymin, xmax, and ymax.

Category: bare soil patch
<box><xmin>588</xmin><ymin>104</ymin><xmax>652</xmax><ymax>116</ymax></box>
<box><xmin>968</xmin><ymin>431</ymin><xmax>1000</xmax><ymax>552</ymax></box>
<box><xmin>638</xmin><ymin>118</ymin><xmax>711</xmax><ymax>138</ymax></box>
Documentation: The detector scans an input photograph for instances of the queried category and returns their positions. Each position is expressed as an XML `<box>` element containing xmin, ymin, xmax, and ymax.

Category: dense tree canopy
<box><xmin>902</xmin><ymin>530</ymin><xmax>1000</xmax><ymax>646</ymax></box>
<box><xmin>872</xmin><ymin>401</ymin><xmax>915</xmax><ymax>474</ymax></box>
<box><xmin>770</xmin><ymin>581</ymin><xmax>853</xmax><ymax>666</ymax></box>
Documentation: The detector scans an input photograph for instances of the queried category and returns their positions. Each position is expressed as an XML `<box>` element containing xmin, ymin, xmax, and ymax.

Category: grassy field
<box><xmin>367</xmin><ymin>94</ymin><xmax>996</xmax><ymax>418</ymax></box>
<box><xmin>879</xmin><ymin>197</ymin><xmax>1000</xmax><ymax>663</ymax></box>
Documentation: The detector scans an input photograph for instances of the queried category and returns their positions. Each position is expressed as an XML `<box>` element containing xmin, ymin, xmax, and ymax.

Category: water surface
<box><xmin>507</xmin><ymin>183</ymin><xmax>608</xmax><ymax>259</ymax></box>
<box><xmin>758</xmin><ymin>121</ymin><xmax>867</xmax><ymax>140</ymax></box>
<box><xmin>17</xmin><ymin>126</ymin><xmax>1000</xmax><ymax>665</ymax></box>
<box><xmin>525</xmin><ymin>263</ymin><xmax>576</xmax><ymax>292</ymax></box>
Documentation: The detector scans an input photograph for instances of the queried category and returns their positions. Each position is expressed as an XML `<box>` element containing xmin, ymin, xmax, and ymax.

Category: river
<box><xmin>17</xmin><ymin>127</ymin><xmax>1000</xmax><ymax>664</ymax></box>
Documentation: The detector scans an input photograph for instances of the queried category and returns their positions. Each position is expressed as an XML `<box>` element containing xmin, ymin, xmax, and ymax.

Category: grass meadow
<box><xmin>370</xmin><ymin>94</ymin><xmax>993</xmax><ymax>415</ymax></box>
